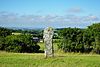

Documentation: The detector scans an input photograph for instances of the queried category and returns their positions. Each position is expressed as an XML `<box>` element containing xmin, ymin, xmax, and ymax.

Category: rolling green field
<box><xmin>0</xmin><ymin>51</ymin><xmax>100</xmax><ymax>67</ymax></box>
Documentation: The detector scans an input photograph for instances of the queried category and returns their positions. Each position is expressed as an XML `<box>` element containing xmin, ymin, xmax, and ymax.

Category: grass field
<box><xmin>0</xmin><ymin>41</ymin><xmax>100</xmax><ymax>67</ymax></box>
<box><xmin>0</xmin><ymin>51</ymin><xmax>100</xmax><ymax>67</ymax></box>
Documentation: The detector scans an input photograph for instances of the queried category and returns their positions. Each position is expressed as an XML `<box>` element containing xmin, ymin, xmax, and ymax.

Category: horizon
<box><xmin>0</xmin><ymin>0</ymin><xmax>100</xmax><ymax>28</ymax></box>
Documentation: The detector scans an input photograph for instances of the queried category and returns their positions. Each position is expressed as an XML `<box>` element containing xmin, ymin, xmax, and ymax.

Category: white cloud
<box><xmin>67</xmin><ymin>7</ymin><xmax>83</xmax><ymax>13</ymax></box>
<box><xmin>83</xmin><ymin>15</ymin><xmax>99</xmax><ymax>21</ymax></box>
<box><xmin>0</xmin><ymin>11</ymin><xmax>100</xmax><ymax>28</ymax></box>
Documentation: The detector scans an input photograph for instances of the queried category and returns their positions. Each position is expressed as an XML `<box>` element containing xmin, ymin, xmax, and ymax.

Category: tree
<box><xmin>4</xmin><ymin>35</ymin><xmax>40</xmax><ymax>53</ymax></box>
<box><xmin>87</xmin><ymin>23</ymin><xmax>100</xmax><ymax>54</ymax></box>
<box><xmin>58</xmin><ymin>28</ymin><xmax>85</xmax><ymax>52</ymax></box>
<box><xmin>0</xmin><ymin>27</ymin><xmax>12</xmax><ymax>37</ymax></box>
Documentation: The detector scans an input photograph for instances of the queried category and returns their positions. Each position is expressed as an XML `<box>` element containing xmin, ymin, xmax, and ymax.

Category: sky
<box><xmin>0</xmin><ymin>0</ymin><xmax>100</xmax><ymax>28</ymax></box>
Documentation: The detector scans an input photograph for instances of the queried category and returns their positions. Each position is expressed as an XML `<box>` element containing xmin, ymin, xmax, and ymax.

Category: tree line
<box><xmin>0</xmin><ymin>27</ymin><xmax>41</xmax><ymax>53</ymax></box>
<box><xmin>58</xmin><ymin>23</ymin><xmax>100</xmax><ymax>54</ymax></box>
<box><xmin>0</xmin><ymin>23</ymin><xmax>100</xmax><ymax>54</ymax></box>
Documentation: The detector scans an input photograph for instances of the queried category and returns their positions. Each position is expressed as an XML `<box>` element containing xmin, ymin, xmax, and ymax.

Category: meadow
<box><xmin>0</xmin><ymin>51</ymin><xmax>100</xmax><ymax>67</ymax></box>
<box><xmin>0</xmin><ymin>41</ymin><xmax>100</xmax><ymax>67</ymax></box>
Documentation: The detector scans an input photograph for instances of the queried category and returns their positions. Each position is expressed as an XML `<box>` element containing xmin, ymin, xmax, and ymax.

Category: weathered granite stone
<box><xmin>43</xmin><ymin>27</ymin><xmax>54</xmax><ymax>58</ymax></box>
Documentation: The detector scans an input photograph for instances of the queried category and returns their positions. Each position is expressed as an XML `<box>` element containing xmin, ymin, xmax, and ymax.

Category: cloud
<box><xmin>0</xmin><ymin>11</ymin><xmax>100</xmax><ymax>28</ymax></box>
<box><xmin>83</xmin><ymin>15</ymin><xmax>99</xmax><ymax>21</ymax></box>
<box><xmin>67</xmin><ymin>7</ymin><xmax>83</xmax><ymax>13</ymax></box>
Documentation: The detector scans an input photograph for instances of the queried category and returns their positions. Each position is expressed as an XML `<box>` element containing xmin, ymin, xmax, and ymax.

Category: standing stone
<box><xmin>43</xmin><ymin>27</ymin><xmax>54</xmax><ymax>58</ymax></box>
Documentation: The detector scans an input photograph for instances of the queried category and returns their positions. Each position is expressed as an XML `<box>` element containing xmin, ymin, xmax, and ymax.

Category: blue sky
<box><xmin>0</xmin><ymin>0</ymin><xmax>100</xmax><ymax>28</ymax></box>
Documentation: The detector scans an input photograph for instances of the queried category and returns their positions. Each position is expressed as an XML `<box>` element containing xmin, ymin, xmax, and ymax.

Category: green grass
<box><xmin>0</xmin><ymin>40</ymin><xmax>100</xmax><ymax>67</ymax></box>
<box><xmin>0</xmin><ymin>51</ymin><xmax>100</xmax><ymax>67</ymax></box>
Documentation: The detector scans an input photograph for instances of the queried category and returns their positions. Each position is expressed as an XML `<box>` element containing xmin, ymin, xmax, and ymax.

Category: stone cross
<box><xmin>43</xmin><ymin>27</ymin><xmax>54</xmax><ymax>58</ymax></box>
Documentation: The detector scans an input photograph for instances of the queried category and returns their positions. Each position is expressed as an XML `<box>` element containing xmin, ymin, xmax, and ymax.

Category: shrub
<box><xmin>3</xmin><ymin>35</ymin><xmax>40</xmax><ymax>53</ymax></box>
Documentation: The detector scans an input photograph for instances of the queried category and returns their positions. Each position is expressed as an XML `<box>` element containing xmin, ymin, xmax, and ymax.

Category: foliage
<box><xmin>58</xmin><ymin>23</ymin><xmax>100</xmax><ymax>54</ymax></box>
<box><xmin>58</xmin><ymin>28</ymin><xmax>85</xmax><ymax>52</ymax></box>
<box><xmin>3</xmin><ymin>35</ymin><xmax>40</xmax><ymax>53</ymax></box>
<box><xmin>0</xmin><ymin>27</ymin><xmax>12</xmax><ymax>37</ymax></box>
<box><xmin>0</xmin><ymin>27</ymin><xmax>41</xmax><ymax>53</ymax></box>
